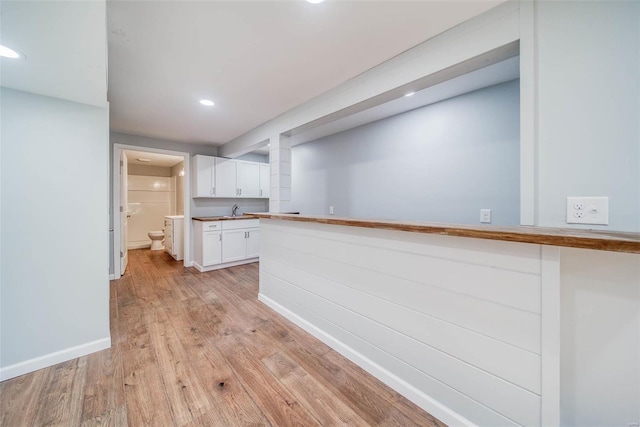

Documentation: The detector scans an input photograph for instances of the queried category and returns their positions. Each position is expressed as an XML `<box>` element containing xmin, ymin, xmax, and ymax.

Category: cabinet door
<box><xmin>202</xmin><ymin>231</ymin><xmax>222</xmax><ymax>266</ymax></box>
<box><xmin>222</xmin><ymin>229</ymin><xmax>247</xmax><ymax>263</ymax></box>
<box><xmin>215</xmin><ymin>158</ymin><xmax>238</xmax><ymax>197</ymax></box>
<box><xmin>193</xmin><ymin>155</ymin><xmax>215</xmax><ymax>197</ymax></box>
<box><xmin>237</xmin><ymin>161</ymin><xmax>260</xmax><ymax>197</ymax></box>
<box><xmin>246</xmin><ymin>228</ymin><xmax>260</xmax><ymax>258</ymax></box>
<box><xmin>259</xmin><ymin>163</ymin><xmax>270</xmax><ymax>198</ymax></box>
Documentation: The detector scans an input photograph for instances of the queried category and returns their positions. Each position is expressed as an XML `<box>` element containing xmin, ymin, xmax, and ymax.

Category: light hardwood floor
<box><xmin>0</xmin><ymin>249</ymin><xmax>445</xmax><ymax>426</ymax></box>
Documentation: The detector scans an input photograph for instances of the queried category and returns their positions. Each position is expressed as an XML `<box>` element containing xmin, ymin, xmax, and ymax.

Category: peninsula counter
<box><xmin>248</xmin><ymin>213</ymin><xmax>640</xmax><ymax>426</ymax></box>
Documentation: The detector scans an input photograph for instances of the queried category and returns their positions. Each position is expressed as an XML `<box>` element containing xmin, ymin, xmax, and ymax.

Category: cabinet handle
<box><xmin>259</xmin><ymin>189</ymin><xmax>262</xmax><ymax>197</ymax></box>
<box><xmin>219</xmin><ymin>234</ymin><xmax>221</xmax><ymax>241</ymax></box>
<box><xmin>239</xmin><ymin>188</ymin><xmax>242</xmax><ymax>196</ymax></box>
<box><xmin>247</xmin><ymin>231</ymin><xmax>250</xmax><ymax>238</ymax></box>
<box><xmin>212</xmin><ymin>187</ymin><xmax>215</xmax><ymax>196</ymax></box>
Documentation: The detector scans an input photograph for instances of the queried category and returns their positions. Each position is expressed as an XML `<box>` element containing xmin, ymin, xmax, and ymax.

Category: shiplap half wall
<box><xmin>259</xmin><ymin>219</ymin><xmax>547</xmax><ymax>426</ymax></box>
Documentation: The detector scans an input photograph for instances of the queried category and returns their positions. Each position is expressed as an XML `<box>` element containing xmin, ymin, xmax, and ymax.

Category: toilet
<box><xmin>148</xmin><ymin>231</ymin><xmax>164</xmax><ymax>250</ymax></box>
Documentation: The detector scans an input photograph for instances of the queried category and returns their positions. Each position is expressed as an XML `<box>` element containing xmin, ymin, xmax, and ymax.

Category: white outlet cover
<box><xmin>566</xmin><ymin>197</ymin><xmax>609</xmax><ymax>225</ymax></box>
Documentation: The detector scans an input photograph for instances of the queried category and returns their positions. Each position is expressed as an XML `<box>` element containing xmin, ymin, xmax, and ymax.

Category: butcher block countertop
<box><xmin>246</xmin><ymin>213</ymin><xmax>640</xmax><ymax>254</ymax></box>
<box><xmin>192</xmin><ymin>215</ymin><xmax>257</xmax><ymax>221</ymax></box>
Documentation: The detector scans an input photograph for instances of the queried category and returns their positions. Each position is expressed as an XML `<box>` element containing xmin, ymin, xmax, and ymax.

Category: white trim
<box><xmin>128</xmin><ymin>243</ymin><xmax>152</xmax><ymax>250</ymax></box>
<box><xmin>0</xmin><ymin>337</ymin><xmax>111</xmax><ymax>382</ymax></box>
<box><xmin>519</xmin><ymin>0</ymin><xmax>537</xmax><ymax>226</ymax></box>
<box><xmin>540</xmin><ymin>246</ymin><xmax>561</xmax><ymax>426</ymax></box>
<box><xmin>109</xmin><ymin>273</ymin><xmax>116</xmax><ymax>280</ymax></box>
<box><xmin>193</xmin><ymin>258</ymin><xmax>258</xmax><ymax>272</ymax></box>
<box><xmin>112</xmin><ymin>143</ymin><xmax>192</xmax><ymax>280</ymax></box>
<box><xmin>258</xmin><ymin>293</ymin><xmax>476</xmax><ymax>427</ymax></box>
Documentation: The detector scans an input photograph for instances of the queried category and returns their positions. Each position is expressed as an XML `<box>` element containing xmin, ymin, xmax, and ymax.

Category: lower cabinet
<box><xmin>193</xmin><ymin>219</ymin><xmax>259</xmax><ymax>272</ymax></box>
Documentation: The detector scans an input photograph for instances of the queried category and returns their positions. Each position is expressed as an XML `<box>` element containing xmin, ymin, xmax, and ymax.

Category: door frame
<box><xmin>112</xmin><ymin>143</ymin><xmax>192</xmax><ymax>280</ymax></box>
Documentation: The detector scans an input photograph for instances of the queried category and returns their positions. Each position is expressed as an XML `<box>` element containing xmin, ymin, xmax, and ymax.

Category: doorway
<box><xmin>113</xmin><ymin>144</ymin><xmax>191</xmax><ymax>279</ymax></box>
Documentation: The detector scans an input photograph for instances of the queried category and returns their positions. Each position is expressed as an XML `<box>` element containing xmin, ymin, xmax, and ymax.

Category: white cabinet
<box><xmin>222</xmin><ymin>229</ymin><xmax>247</xmax><ymax>263</ymax></box>
<box><xmin>202</xmin><ymin>231</ymin><xmax>222</xmax><ymax>266</ymax></box>
<box><xmin>246</xmin><ymin>228</ymin><xmax>260</xmax><ymax>258</ymax></box>
<box><xmin>192</xmin><ymin>155</ymin><xmax>215</xmax><ymax>197</ymax></box>
<box><xmin>215</xmin><ymin>158</ymin><xmax>238</xmax><ymax>197</ymax></box>
<box><xmin>164</xmin><ymin>216</ymin><xmax>184</xmax><ymax>261</ymax></box>
<box><xmin>192</xmin><ymin>156</ymin><xmax>269</xmax><ymax>199</ymax></box>
<box><xmin>259</xmin><ymin>163</ymin><xmax>270</xmax><ymax>198</ymax></box>
<box><xmin>193</xmin><ymin>218</ymin><xmax>260</xmax><ymax>272</ymax></box>
<box><xmin>194</xmin><ymin>221</ymin><xmax>222</xmax><ymax>269</ymax></box>
<box><xmin>237</xmin><ymin>161</ymin><xmax>260</xmax><ymax>198</ymax></box>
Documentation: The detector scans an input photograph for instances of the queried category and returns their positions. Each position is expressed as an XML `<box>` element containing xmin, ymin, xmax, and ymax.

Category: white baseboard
<box><xmin>0</xmin><ymin>337</ymin><xmax>111</xmax><ymax>382</ymax></box>
<box><xmin>109</xmin><ymin>273</ymin><xmax>116</xmax><ymax>280</ymax></box>
<box><xmin>127</xmin><ymin>243</ymin><xmax>151</xmax><ymax>250</ymax></box>
<box><xmin>258</xmin><ymin>293</ymin><xmax>474</xmax><ymax>427</ymax></box>
<box><xmin>194</xmin><ymin>258</ymin><xmax>259</xmax><ymax>272</ymax></box>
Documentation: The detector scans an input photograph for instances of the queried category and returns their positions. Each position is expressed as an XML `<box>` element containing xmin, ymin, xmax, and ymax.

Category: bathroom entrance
<box><xmin>113</xmin><ymin>144</ymin><xmax>190</xmax><ymax>279</ymax></box>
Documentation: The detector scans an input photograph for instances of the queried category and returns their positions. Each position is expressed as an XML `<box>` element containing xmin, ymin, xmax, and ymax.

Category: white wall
<box><xmin>0</xmin><ymin>88</ymin><xmax>110</xmax><ymax>379</ymax></box>
<box><xmin>560</xmin><ymin>248</ymin><xmax>640</xmax><ymax>427</ymax></box>
<box><xmin>535</xmin><ymin>1</ymin><xmax>640</xmax><ymax>232</ymax></box>
<box><xmin>292</xmin><ymin>80</ymin><xmax>520</xmax><ymax>225</ymax></box>
<box><xmin>171</xmin><ymin>161</ymin><xmax>185</xmax><ymax>216</ymax></box>
<box><xmin>127</xmin><ymin>175</ymin><xmax>173</xmax><ymax>249</ymax></box>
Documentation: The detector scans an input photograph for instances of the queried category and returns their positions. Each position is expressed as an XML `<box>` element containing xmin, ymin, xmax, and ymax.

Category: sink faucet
<box><xmin>231</xmin><ymin>204</ymin><xmax>239</xmax><ymax>217</ymax></box>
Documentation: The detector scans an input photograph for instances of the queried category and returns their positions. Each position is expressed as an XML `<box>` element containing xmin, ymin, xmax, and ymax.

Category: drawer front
<box><xmin>202</xmin><ymin>221</ymin><xmax>221</xmax><ymax>231</ymax></box>
<box><xmin>222</xmin><ymin>219</ymin><xmax>259</xmax><ymax>230</ymax></box>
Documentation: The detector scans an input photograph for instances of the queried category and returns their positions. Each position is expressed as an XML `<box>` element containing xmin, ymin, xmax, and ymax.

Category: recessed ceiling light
<box><xmin>404</xmin><ymin>92</ymin><xmax>415</xmax><ymax>97</ymax></box>
<box><xmin>0</xmin><ymin>44</ymin><xmax>22</xmax><ymax>59</ymax></box>
<box><xmin>306</xmin><ymin>0</ymin><xmax>325</xmax><ymax>3</ymax></box>
<box><xmin>200</xmin><ymin>99</ymin><xmax>215</xmax><ymax>106</ymax></box>
<box><xmin>137</xmin><ymin>158</ymin><xmax>152</xmax><ymax>163</ymax></box>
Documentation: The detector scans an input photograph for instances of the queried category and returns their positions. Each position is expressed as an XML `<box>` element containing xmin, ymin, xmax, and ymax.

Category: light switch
<box><xmin>480</xmin><ymin>209</ymin><xmax>491</xmax><ymax>224</ymax></box>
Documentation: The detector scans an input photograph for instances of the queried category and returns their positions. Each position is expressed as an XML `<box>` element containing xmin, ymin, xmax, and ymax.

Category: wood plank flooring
<box><xmin>0</xmin><ymin>249</ymin><xmax>446</xmax><ymax>426</ymax></box>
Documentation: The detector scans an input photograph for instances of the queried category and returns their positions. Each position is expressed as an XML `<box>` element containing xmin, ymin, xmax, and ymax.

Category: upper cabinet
<box><xmin>215</xmin><ymin>157</ymin><xmax>238</xmax><ymax>197</ymax></box>
<box><xmin>192</xmin><ymin>155</ymin><xmax>269</xmax><ymax>199</ymax></box>
<box><xmin>259</xmin><ymin>163</ymin><xmax>270</xmax><ymax>198</ymax></box>
<box><xmin>193</xmin><ymin>155</ymin><xmax>215</xmax><ymax>197</ymax></box>
<box><xmin>237</xmin><ymin>161</ymin><xmax>260</xmax><ymax>198</ymax></box>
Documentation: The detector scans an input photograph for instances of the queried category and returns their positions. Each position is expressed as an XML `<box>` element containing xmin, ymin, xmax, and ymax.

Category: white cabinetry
<box><xmin>259</xmin><ymin>163</ymin><xmax>270</xmax><ymax>198</ymax></box>
<box><xmin>193</xmin><ymin>218</ymin><xmax>260</xmax><ymax>272</ymax></box>
<box><xmin>237</xmin><ymin>161</ymin><xmax>260</xmax><ymax>198</ymax></box>
<box><xmin>192</xmin><ymin>155</ymin><xmax>269</xmax><ymax>199</ymax></box>
<box><xmin>164</xmin><ymin>216</ymin><xmax>184</xmax><ymax>261</ymax></box>
<box><xmin>214</xmin><ymin>158</ymin><xmax>238</xmax><ymax>197</ymax></box>
<box><xmin>194</xmin><ymin>220</ymin><xmax>222</xmax><ymax>269</ymax></box>
<box><xmin>192</xmin><ymin>155</ymin><xmax>215</xmax><ymax>197</ymax></box>
<box><xmin>221</xmin><ymin>229</ymin><xmax>247</xmax><ymax>263</ymax></box>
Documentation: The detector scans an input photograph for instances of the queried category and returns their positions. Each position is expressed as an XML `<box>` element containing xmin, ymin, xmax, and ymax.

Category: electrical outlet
<box><xmin>329</xmin><ymin>206</ymin><xmax>334</xmax><ymax>215</ymax></box>
<box><xmin>566</xmin><ymin>197</ymin><xmax>609</xmax><ymax>225</ymax></box>
<box><xmin>480</xmin><ymin>209</ymin><xmax>491</xmax><ymax>223</ymax></box>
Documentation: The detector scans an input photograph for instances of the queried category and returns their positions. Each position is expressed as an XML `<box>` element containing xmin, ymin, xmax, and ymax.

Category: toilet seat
<box><xmin>148</xmin><ymin>231</ymin><xmax>164</xmax><ymax>238</ymax></box>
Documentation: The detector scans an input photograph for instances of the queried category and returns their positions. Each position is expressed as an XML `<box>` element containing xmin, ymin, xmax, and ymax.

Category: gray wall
<box><xmin>236</xmin><ymin>152</ymin><xmax>268</xmax><ymax>163</ymax></box>
<box><xmin>292</xmin><ymin>80</ymin><xmax>520</xmax><ymax>225</ymax></box>
<box><xmin>536</xmin><ymin>1</ymin><xmax>640</xmax><ymax>232</ymax></box>
<box><xmin>1</xmin><ymin>88</ymin><xmax>110</xmax><ymax>371</ymax></box>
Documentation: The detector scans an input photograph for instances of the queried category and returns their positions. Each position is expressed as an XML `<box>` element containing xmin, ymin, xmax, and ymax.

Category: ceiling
<box><xmin>0</xmin><ymin>1</ymin><xmax>107</xmax><ymax>107</ymax></box>
<box><xmin>276</xmin><ymin>55</ymin><xmax>520</xmax><ymax>153</ymax></box>
<box><xmin>124</xmin><ymin>150</ymin><xmax>183</xmax><ymax>168</ymax></box>
<box><xmin>107</xmin><ymin>0</ymin><xmax>504</xmax><ymax>147</ymax></box>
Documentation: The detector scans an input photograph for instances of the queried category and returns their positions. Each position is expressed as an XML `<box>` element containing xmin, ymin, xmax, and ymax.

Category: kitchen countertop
<box><xmin>192</xmin><ymin>215</ymin><xmax>258</xmax><ymax>221</ymax></box>
<box><xmin>245</xmin><ymin>213</ymin><xmax>640</xmax><ymax>254</ymax></box>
